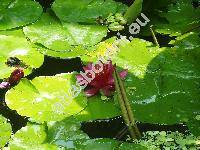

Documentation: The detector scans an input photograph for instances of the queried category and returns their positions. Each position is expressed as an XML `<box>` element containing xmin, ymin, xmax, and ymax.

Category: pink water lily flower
<box><xmin>77</xmin><ymin>60</ymin><xmax>128</xmax><ymax>97</ymax></box>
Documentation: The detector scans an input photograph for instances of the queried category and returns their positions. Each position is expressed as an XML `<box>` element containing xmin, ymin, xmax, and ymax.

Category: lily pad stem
<box><xmin>113</xmin><ymin>68</ymin><xmax>141</xmax><ymax>139</ymax></box>
<box><xmin>150</xmin><ymin>25</ymin><xmax>160</xmax><ymax>47</ymax></box>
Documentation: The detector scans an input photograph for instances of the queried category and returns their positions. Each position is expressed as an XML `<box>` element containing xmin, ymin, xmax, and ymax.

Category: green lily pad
<box><xmin>8</xmin><ymin>124</ymin><xmax>59</xmax><ymax>150</ymax></box>
<box><xmin>36</xmin><ymin>45</ymin><xmax>88</xmax><ymax>59</ymax></box>
<box><xmin>47</xmin><ymin>117</ymin><xmax>89</xmax><ymax>147</ymax></box>
<box><xmin>75</xmin><ymin>96</ymin><xmax>120</xmax><ymax>122</ymax></box>
<box><xmin>187</xmin><ymin>116</ymin><xmax>200</xmax><ymax>136</ymax></box>
<box><xmin>52</xmin><ymin>0</ymin><xmax>127</xmax><ymax>24</ymax></box>
<box><xmin>72</xmin><ymin>138</ymin><xmax>120</xmax><ymax>150</ymax></box>
<box><xmin>69</xmin><ymin>138</ymin><xmax>146</xmax><ymax>150</ymax></box>
<box><xmin>0</xmin><ymin>115</ymin><xmax>12</xmax><ymax>148</ymax></box>
<box><xmin>0</xmin><ymin>34</ymin><xmax>44</xmax><ymax>79</ymax></box>
<box><xmin>81</xmin><ymin>36</ymin><xmax>119</xmax><ymax>63</ymax></box>
<box><xmin>156</xmin><ymin>0</ymin><xmax>200</xmax><ymax>36</ymax></box>
<box><xmin>5</xmin><ymin>73</ymin><xmax>88</xmax><ymax>123</ymax></box>
<box><xmin>112</xmin><ymin>36</ymin><xmax>200</xmax><ymax>124</ymax></box>
<box><xmin>23</xmin><ymin>12</ymin><xmax>107</xmax><ymax>57</ymax></box>
<box><xmin>0</xmin><ymin>0</ymin><xmax>42</xmax><ymax>30</ymax></box>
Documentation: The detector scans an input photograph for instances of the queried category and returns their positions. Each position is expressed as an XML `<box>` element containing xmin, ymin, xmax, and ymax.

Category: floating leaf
<box><xmin>68</xmin><ymin>138</ymin><xmax>146</xmax><ymax>150</ymax></box>
<box><xmin>8</xmin><ymin>124</ymin><xmax>59</xmax><ymax>150</ymax></box>
<box><xmin>111</xmin><ymin>36</ymin><xmax>200</xmax><ymax>124</ymax></box>
<box><xmin>187</xmin><ymin>116</ymin><xmax>200</xmax><ymax>137</ymax></box>
<box><xmin>0</xmin><ymin>115</ymin><xmax>12</xmax><ymax>148</ymax></box>
<box><xmin>5</xmin><ymin>73</ymin><xmax>87</xmax><ymax>123</ymax></box>
<box><xmin>71</xmin><ymin>138</ymin><xmax>119</xmax><ymax>150</ymax></box>
<box><xmin>47</xmin><ymin>117</ymin><xmax>89</xmax><ymax>147</ymax></box>
<box><xmin>75</xmin><ymin>96</ymin><xmax>120</xmax><ymax>122</ymax></box>
<box><xmin>0</xmin><ymin>0</ymin><xmax>42</xmax><ymax>30</ymax></box>
<box><xmin>23</xmin><ymin>12</ymin><xmax>107</xmax><ymax>57</ymax></box>
<box><xmin>52</xmin><ymin>0</ymin><xmax>127</xmax><ymax>24</ymax></box>
<box><xmin>81</xmin><ymin>36</ymin><xmax>119</xmax><ymax>63</ymax></box>
<box><xmin>156</xmin><ymin>0</ymin><xmax>200</xmax><ymax>36</ymax></box>
<box><xmin>0</xmin><ymin>34</ymin><xmax>44</xmax><ymax>79</ymax></box>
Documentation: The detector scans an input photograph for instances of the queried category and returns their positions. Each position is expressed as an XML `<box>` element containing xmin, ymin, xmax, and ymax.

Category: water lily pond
<box><xmin>0</xmin><ymin>0</ymin><xmax>200</xmax><ymax>149</ymax></box>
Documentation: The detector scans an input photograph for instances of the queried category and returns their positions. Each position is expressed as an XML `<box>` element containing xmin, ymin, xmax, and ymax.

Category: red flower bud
<box><xmin>9</xmin><ymin>69</ymin><xmax>24</xmax><ymax>85</ymax></box>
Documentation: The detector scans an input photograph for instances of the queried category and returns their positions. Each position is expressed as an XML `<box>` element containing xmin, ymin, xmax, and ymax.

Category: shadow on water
<box><xmin>81</xmin><ymin>116</ymin><xmax>188</xmax><ymax>140</ymax></box>
<box><xmin>27</xmin><ymin>56</ymin><xmax>83</xmax><ymax>80</ymax></box>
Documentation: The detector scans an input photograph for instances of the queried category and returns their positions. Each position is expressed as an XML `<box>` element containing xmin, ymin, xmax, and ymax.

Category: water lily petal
<box><xmin>83</xmin><ymin>63</ymin><xmax>93</xmax><ymax>71</ymax></box>
<box><xmin>0</xmin><ymin>82</ymin><xmax>10</xmax><ymax>89</ymax></box>
<box><xmin>119</xmin><ymin>69</ymin><xmax>128</xmax><ymax>79</ymax></box>
<box><xmin>76</xmin><ymin>74</ymin><xmax>84</xmax><ymax>81</ymax></box>
<box><xmin>78</xmin><ymin>60</ymin><xmax>128</xmax><ymax>97</ymax></box>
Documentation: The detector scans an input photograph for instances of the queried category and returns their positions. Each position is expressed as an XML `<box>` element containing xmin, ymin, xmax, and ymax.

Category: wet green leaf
<box><xmin>23</xmin><ymin>12</ymin><xmax>107</xmax><ymax>57</ymax></box>
<box><xmin>8</xmin><ymin>124</ymin><xmax>59</xmax><ymax>150</ymax></box>
<box><xmin>0</xmin><ymin>33</ymin><xmax>44</xmax><ymax>79</ymax></box>
<box><xmin>156</xmin><ymin>0</ymin><xmax>200</xmax><ymax>36</ymax></box>
<box><xmin>5</xmin><ymin>73</ymin><xmax>87</xmax><ymax>123</ymax></box>
<box><xmin>72</xmin><ymin>138</ymin><xmax>119</xmax><ymax>150</ymax></box>
<box><xmin>111</xmin><ymin>36</ymin><xmax>200</xmax><ymax>124</ymax></box>
<box><xmin>0</xmin><ymin>115</ymin><xmax>12</xmax><ymax>148</ymax></box>
<box><xmin>119</xmin><ymin>142</ymin><xmax>147</xmax><ymax>150</ymax></box>
<box><xmin>52</xmin><ymin>0</ymin><xmax>127</xmax><ymax>24</ymax></box>
<box><xmin>47</xmin><ymin>117</ymin><xmax>89</xmax><ymax>147</ymax></box>
<box><xmin>0</xmin><ymin>0</ymin><xmax>42</xmax><ymax>30</ymax></box>
<box><xmin>187</xmin><ymin>116</ymin><xmax>200</xmax><ymax>136</ymax></box>
<box><xmin>75</xmin><ymin>96</ymin><xmax>120</xmax><ymax>122</ymax></box>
